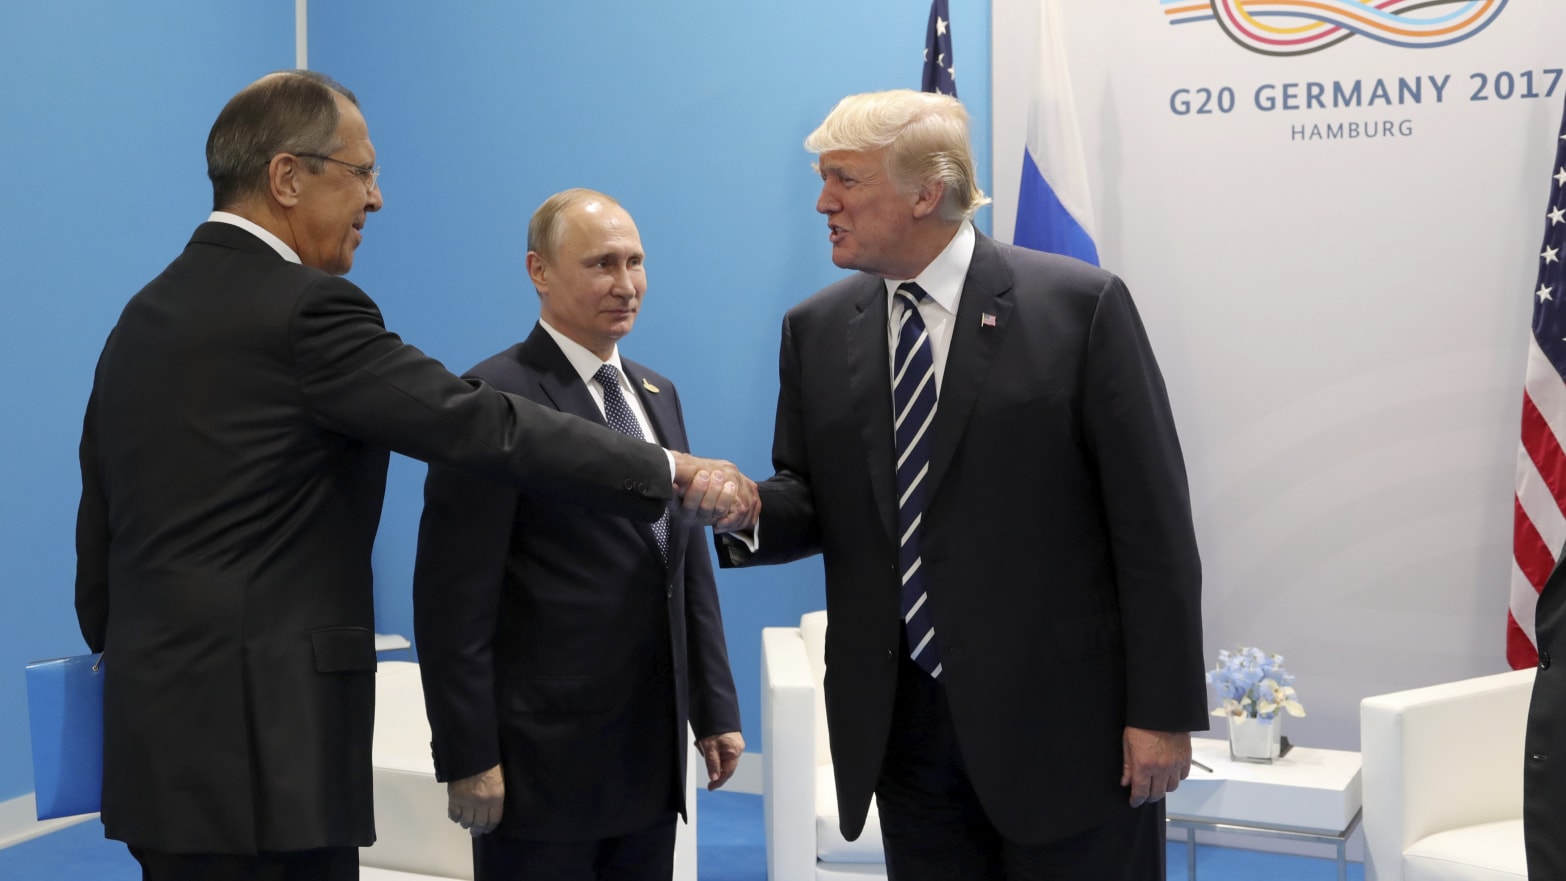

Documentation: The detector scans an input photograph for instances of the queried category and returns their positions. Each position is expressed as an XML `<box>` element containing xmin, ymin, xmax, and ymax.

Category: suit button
<box><xmin>667</xmin><ymin>585</ymin><xmax>674</xmax><ymax>597</ymax></box>
<box><xmin>623</xmin><ymin>478</ymin><xmax>635</xmax><ymax>491</ymax></box>
<box><xmin>886</xmin><ymin>650</ymin><xmax>895</xmax><ymax>661</ymax></box>
<box><xmin>1542</xmin><ymin>651</ymin><xmax>1553</xmax><ymax>670</ymax></box>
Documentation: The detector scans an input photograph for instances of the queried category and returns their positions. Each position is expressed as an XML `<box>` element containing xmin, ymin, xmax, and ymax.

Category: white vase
<box><xmin>1227</xmin><ymin>716</ymin><xmax>1282</xmax><ymax>763</ymax></box>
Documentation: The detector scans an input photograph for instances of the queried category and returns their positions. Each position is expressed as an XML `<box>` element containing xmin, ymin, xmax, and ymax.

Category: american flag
<box><xmin>922</xmin><ymin>0</ymin><xmax>956</xmax><ymax>97</ymax></box>
<box><xmin>1511</xmin><ymin>98</ymin><xmax>1566</xmax><ymax>670</ymax></box>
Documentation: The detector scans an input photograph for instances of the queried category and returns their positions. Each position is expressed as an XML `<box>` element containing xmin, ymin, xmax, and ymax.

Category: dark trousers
<box><xmin>128</xmin><ymin>845</ymin><xmax>358</xmax><ymax>881</ymax></box>
<box><xmin>473</xmin><ymin>814</ymin><xmax>678</xmax><ymax>881</ymax></box>
<box><xmin>876</xmin><ymin>653</ymin><xmax>1165</xmax><ymax>881</ymax></box>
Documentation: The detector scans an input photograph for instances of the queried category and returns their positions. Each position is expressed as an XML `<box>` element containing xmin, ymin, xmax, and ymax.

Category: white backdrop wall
<box><xmin>994</xmin><ymin>0</ymin><xmax>1566</xmax><ymax>749</ymax></box>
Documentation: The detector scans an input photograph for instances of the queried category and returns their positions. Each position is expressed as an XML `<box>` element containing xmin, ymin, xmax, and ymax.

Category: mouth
<box><xmin>828</xmin><ymin>224</ymin><xmax>847</xmax><ymax>244</ymax></box>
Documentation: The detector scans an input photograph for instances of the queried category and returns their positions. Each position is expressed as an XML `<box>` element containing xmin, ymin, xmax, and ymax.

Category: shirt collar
<box><xmin>208</xmin><ymin>211</ymin><xmax>301</xmax><ymax>264</ymax></box>
<box><xmin>883</xmin><ymin>220</ymin><xmax>975</xmax><ymax>313</ymax></box>
<box><xmin>538</xmin><ymin>319</ymin><xmax>625</xmax><ymax>388</ymax></box>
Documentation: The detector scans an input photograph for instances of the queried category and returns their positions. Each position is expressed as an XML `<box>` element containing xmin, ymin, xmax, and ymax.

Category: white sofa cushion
<box><xmin>1403</xmin><ymin>819</ymin><xmax>1526</xmax><ymax>881</ymax></box>
<box><xmin>815</xmin><ymin>764</ymin><xmax>886</xmax><ymax>863</ymax></box>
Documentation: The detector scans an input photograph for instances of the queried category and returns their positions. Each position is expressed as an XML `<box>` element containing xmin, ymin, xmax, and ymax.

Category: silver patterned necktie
<box><xmin>593</xmin><ymin>363</ymin><xmax>670</xmax><ymax>560</ymax></box>
<box><xmin>892</xmin><ymin>282</ymin><xmax>940</xmax><ymax>678</ymax></box>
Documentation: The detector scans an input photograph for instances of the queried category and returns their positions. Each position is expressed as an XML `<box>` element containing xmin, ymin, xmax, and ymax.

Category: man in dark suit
<box><xmin>1527</xmin><ymin>562</ymin><xmax>1565</xmax><ymax>878</ymax></box>
<box><xmin>74</xmin><ymin>72</ymin><xmax>752</xmax><ymax>881</ymax></box>
<box><xmin>412</xmin><ymin>189</ymin><xmax>743</xmax><ymax>881</ymax></box>
<box><xmin>717</xmin><ymin>90</ymin><xmax>1206</xmax><ymax>880</ymax></box>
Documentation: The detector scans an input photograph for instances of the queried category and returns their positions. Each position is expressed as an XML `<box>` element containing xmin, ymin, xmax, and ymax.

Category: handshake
<box><xmin>670</xmin><ymin>452</ymin><xmax>760</xmax><ymax>534</ymax></box>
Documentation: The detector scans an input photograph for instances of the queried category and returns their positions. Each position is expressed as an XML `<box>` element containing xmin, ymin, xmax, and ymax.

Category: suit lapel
<box><xmin>845</xmin><ymin>278</ymin><xmax>899</xmax><ymax>544</ymax></box>
<box><xmin>519</xmin><ymin>329</ymin><xmax>671</xmax><ymax>567</ymax></box>
<box><xmin>518</xmin><ymin>326</ymin><xmax>602</xmax><ymax>426</ymax></box>
<box><xmin>925</xmin><ymin>234</ymin><xmax>1014</xmax><ymax>500</ymax></box>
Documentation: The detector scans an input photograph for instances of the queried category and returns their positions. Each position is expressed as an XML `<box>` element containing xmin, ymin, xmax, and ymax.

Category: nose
<box><xmin>610</xmin><ymin>265</ymin><xmax>638</xmax><ymax>297</ymax></box>
<box><xmin>815</xmin><ymin>183</ymin><xmax>836</xmax><ymax>215</ymax></box>
<box><xmin>366</xmin><ymin>184</ymin><xmax>384</xmax><ymax>213</ymax></box>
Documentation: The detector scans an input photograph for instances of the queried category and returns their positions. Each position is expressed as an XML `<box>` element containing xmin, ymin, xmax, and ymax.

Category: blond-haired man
<box><xmin>718</xmin><ymin>90</ymin><xmax>1205</xmax><ymax>880</ymax></box>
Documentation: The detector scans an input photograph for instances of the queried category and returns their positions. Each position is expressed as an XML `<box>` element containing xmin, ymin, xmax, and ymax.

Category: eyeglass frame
<box><xmin>293</xmin><ymin>152</ymin><xmax>381</xmax><ymax>192</ymax></box>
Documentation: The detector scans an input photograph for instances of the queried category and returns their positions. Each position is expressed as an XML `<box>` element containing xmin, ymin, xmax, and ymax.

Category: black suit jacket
<box><xmin>74</xmin><ymin>223</ymin><xmax>672</xmax><ymax>855</ymax></box>
<box><xmin>413</xmin><ymin>324</ymin><xmax>740</xmax><ymax>841</ymax></box>
<box><xmin>720</xmin><ymin>232</ymin><xmax>1206</xmax><ymax>846</ymax></box>
<box><xmin>1526</xmin><ymin>559</ymin><xmax>1566</xmax><ymax>878</ymax></box>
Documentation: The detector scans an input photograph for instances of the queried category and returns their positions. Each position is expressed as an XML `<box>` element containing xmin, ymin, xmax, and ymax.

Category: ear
<box><xmin>268</xmin><ymin>154</ymin><xmax>304</xmax><ymax>208</ymax></box>
<box><xmin>526</xmin><ymin>251</ymin><xmax>549</xmax><ymax>293</ymax></box>
<box><xmin>910</xmin><ymin>179</ymin><xmax>946</xmax><ymax>220</ymax></box>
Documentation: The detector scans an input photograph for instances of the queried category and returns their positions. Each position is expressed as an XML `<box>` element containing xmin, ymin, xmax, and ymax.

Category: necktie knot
<box><xmin>895</xmin><ymin>281</ymin><xmax>929</xmax><ymax>309</ymax></box>
<box><xmin>594</xmin><ymin>363</ymin><xmax>622</xmax><ymax>392</ymax></box>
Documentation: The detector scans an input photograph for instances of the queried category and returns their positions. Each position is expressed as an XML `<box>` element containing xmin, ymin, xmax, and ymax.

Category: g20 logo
<box><xmin>1160</xmin><ymin>0</ymin><xmax>1508</xmax><ymax>57</ymax></box>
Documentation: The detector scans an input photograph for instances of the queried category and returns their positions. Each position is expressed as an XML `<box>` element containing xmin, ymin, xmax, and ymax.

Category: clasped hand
<box><xmin>670</xmin><ymin>452</ymin><xmax>759</xmax><ymax>533</ymax></box>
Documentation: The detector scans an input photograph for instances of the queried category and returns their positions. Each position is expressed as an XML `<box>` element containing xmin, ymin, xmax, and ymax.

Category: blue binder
<box><xmin>24</xmin><ymin>653</ymin><xmax>103</xmax><ymax>820</ymax></box>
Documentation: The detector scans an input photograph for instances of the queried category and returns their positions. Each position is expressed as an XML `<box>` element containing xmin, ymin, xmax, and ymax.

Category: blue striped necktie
<box><xmin>594</xmin><ymin>363</ymin><xmax>670</xmax><ymax>560</ymax></box>
<box><xmin>892</xmin><ymin>282</ymin><xmax>940</xmax><ymax>679</ymax></box>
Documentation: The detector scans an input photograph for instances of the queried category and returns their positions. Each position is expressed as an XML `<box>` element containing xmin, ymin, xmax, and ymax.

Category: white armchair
<box><xmin>1359</xmin><ymin>667</ymin><xmax>1533</xmax><ymax>881</ymax></box>
<box><xmin>762</xmin><ymin>611</ymin><xmax>887</xmax><ymax>881</ymax></box>
<box><xmin>365</xmin><ymin>661</ymin><xmax>700</xmax><ymax>881</ymax></box>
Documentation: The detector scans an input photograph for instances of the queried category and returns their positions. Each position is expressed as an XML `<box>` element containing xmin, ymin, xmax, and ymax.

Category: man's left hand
<box><xmin>697</xmin><ymin>731</ymin><xmax>745</xmax><ymax>791</ymax></box>
<box><xmin>1120</xmin><ymin>727</ymin><xmax>1191</xmax><ymax>807</ymax></box>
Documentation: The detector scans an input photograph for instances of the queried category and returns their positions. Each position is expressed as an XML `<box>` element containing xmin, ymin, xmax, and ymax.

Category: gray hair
<box><xmin>206</xmin><ymin>69</ymin><xmax>358</xmax><ymax>210</ymax></box>
<box><xmin>804</xmin><ymin>89</ymin><xmax>990</xmax><ymax>222</ymax></box>
<box><xmin>527</xmin><ymin>188</ymin><xmax>623</xmax><ymax>261</ymax></box>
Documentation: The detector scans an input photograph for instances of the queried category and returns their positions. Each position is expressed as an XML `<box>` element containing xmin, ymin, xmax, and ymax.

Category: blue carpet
<box><xmin>0</xmin><ymin>792</ymin><xmax>1364</xmax><ymax>880</ymax></box>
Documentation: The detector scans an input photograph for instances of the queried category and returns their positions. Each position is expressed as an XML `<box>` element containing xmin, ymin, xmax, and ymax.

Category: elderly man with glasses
<box><xmin>75</xmin><ymin>70</ymin><xmax>755</xmax><ymax>881</ymax></box>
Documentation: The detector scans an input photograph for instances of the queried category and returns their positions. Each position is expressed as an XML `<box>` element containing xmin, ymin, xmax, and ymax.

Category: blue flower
<box><xmin>1208</xmin><ymin>646</ymin><xmax>1306</xmax><ymax>722</ymax></box>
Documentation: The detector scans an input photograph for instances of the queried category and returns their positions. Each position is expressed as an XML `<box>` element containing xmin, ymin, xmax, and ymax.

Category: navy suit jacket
<box><xmin>720</xmin><ymin>232</ymin><xmax>1207</xmax><ymax>846</ymax></box>
<box><xmin>414</xmin><ymin>324</ymin><xmax>740</xmax><ymax>841</ymax></box>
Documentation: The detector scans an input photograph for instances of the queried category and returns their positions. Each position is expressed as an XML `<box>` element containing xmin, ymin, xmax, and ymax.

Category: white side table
<box><xmin>1164</xmin><ymin>737</ymin><xmax>1362</xmax><ymax>881</ymax></box>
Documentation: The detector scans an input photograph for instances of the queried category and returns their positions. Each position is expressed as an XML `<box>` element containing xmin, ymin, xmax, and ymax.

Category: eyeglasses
<box><xmin>295</xmin><ymin>153</ymin><xmax>381</xmax><ymax>192</ymax></box>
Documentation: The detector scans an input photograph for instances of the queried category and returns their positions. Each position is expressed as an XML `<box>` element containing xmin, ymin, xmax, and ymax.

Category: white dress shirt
<box><xmin>537</xmin><ymin>319</ymin><xmax>662</xmax><ymax>445</ymax></box>
<box><xmin>884</xmin><ymin>220</ymin><xmax>976</xmax><ymax>396</ymax></box>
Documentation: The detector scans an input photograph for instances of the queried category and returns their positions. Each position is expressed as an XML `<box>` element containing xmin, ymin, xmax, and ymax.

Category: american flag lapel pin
<box><xmin>980</xmin><ymin>312</ymin><xmax>997</xmax><ymax>328</ymax></box>
<box><xmin>641</xmin><ymin>377</ymin><xmax>660</xmax><ymax>394</ymax></box>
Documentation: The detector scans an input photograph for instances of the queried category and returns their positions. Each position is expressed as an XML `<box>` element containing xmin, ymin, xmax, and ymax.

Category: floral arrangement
<box><xmin>1207</xmin><ymin>646</ymin><xmax>1306</xmax><ymax>725</ymax></box>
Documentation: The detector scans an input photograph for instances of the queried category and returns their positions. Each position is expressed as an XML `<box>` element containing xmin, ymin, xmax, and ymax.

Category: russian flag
<box><xmin>1013</xmin><ymin>0</ymin><xmax>1099</xmax><ymax>266</ymax></box>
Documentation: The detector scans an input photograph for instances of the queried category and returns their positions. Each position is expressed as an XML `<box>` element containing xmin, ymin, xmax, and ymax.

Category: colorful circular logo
<box><xmin>1162</xmin><ymin>0</ymin><xmax>1509</xmax><ymax>56</ymax></box>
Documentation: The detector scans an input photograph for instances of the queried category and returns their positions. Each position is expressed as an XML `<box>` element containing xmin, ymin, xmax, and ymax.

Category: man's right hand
<box><xmin>670</xmin><ymin>452</ymin><xmax>759</xmax><ymax>532</ymax></box>
<box><xmin>447</xmin><ymin>763</ymin><xmax>505</xmax><ymax>836</ymax></box>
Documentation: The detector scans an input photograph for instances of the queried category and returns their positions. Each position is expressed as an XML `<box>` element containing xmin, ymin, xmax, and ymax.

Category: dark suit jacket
<box><xmin>413</xmin><ymin>324</ymin><xmax>740</xmax><ymax>842</ymax></box>
<box><xmin>74</xmin><ymin>223</ymin><xmax>672</xmax><ymax>855</ymax></box>
<box><xmin>720</xmin><ymin>232</ymin><xmax>1206</xmax><ymax>846</ymax></box>
<box><xmin>1526</xmin><ymin>560</ymin><xmax>1566</xmax><ymax>878</ymax></box>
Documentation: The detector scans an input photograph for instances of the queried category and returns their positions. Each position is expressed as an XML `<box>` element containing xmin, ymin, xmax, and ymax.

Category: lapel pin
<box><xmin>641</xmin><ymin>377</ymin><xmax>661</xmax><ymax>394</ymax></box>
<box><xmin>980</xmin><ymin>312</ymin><xmax>997</xmax><ymax>328</ymax></box>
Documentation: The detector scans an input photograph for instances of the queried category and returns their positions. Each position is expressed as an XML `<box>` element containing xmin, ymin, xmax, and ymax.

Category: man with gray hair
<box><xmin>717</xmin><ymin>89</ymin><xmax>1205</xmax><ymax>879</ymax></box>
<box><xmin>76</xmin><ymin>72</ymin><xmax>751</xmax><ymax>881</ymax></box>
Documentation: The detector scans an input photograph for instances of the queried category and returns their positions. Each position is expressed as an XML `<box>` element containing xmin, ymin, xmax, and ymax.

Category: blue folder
<box><xmin>24</xmin><ymin>653</ymin><xmax>103</xmax><ymax>820</ymax></box>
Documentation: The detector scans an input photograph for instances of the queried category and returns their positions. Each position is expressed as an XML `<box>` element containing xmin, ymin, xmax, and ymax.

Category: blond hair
<box><xmin>804</xmin><ymin>90</ymin><xmax>990</xmax><ymax>222</ymax></box>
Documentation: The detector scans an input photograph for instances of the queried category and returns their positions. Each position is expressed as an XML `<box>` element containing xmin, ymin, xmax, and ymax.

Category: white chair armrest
<box><xmin>763</xmin><ymin>626</ymin><xmax>819</xmax><ymax>881</ymax></box>
<box><xmin>1359</xmin><ymin>667</ymin><xmax>1534</xmax><ymax>881</ymax></box>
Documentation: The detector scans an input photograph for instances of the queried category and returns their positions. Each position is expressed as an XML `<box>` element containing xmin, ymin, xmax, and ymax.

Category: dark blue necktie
<box><xmin>892</xmin><ymin>283</ymin><xmax>940</xmax><ymax>678</ymax></box>
<box><xmin>594</xmin><ymin>363</ymin><xmax>670</xmax><ymax>560</ymax></box>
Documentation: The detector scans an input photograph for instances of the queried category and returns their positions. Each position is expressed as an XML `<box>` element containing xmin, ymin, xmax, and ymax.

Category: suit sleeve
<box><xmin>412</xmin><ymin>459</ymin><xmax>516</xmax><ymax>783</ymax></box>
<box><xmin>1081</xmin><ymin>276</ymin><xmax>1208</xmax><ymax>732</ymax></box>
<box><xmin>75</xmin><ymin>370</ymin><xmax>109</xmax><ymax>654</ymax></box>
<box><xmin>717</xmin><ymin>311</ymin><xmax>823</xmax><ymax>568</ymax></box>
<box><xmin>288</xmin><ymin>276</ymin><xmax>670</xmax><ymax>522</ymax></box>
